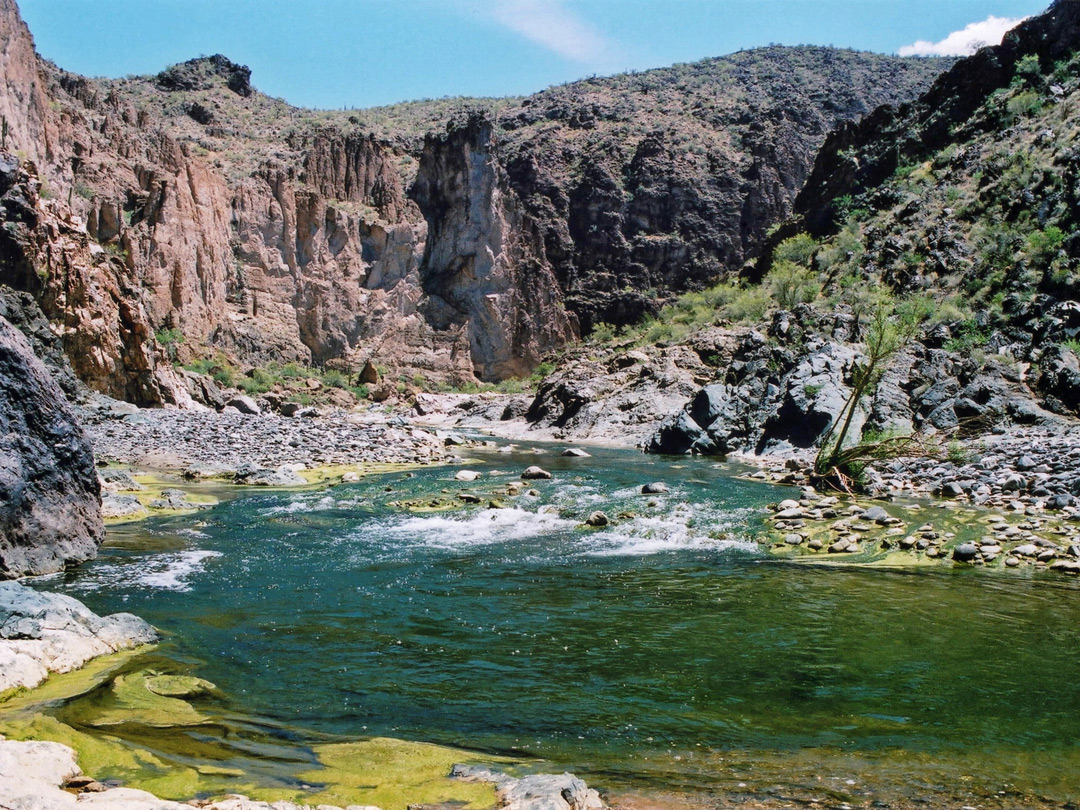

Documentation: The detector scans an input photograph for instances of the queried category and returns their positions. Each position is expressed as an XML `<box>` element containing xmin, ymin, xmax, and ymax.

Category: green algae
<box><xmin>74</xmin><ymin>672</ymin><xmax>210</xmax><ymax>728</ymax></box>
<box><xmin>0</xmin><ymin>647</ymin><xmax>153</xmax><ymax>710</ymax></box>
<box><xmin>1</xmin><ymin>656</ymin><xmax>514</xmax><ymax>808</ymax></box>
<box><xmin>293</xmin><ymin>737</ymin><xmax>509</xmax><ymax>810</ymax></box>
<box><xmin>765</xmin><ymin>494</ymin><xmax>1077</xmax><ymax>573</ymax></box>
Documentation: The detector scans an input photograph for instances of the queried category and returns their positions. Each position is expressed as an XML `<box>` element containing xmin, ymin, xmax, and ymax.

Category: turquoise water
<box><xmin>33</xmin><ymin>442</ymin><xmax>1080</xmax><ymax>802</ymax></box>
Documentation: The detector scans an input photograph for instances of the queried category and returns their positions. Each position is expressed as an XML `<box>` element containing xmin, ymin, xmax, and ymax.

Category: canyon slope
<box><xmin>512</xmin><ymin>0</ymin><xmax>1080</xmax><ymax>467</ymax></box>
<box><xmin>0</xmin><ymin>0</ymin><xmax>949</xmax><ymax>400</ymax></box>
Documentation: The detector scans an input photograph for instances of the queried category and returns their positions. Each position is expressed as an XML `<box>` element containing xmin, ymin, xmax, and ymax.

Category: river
<box><xmin>19</xmin><ymin>440</ymin><xmax>1080</xmax><ymax>807</ymax></box>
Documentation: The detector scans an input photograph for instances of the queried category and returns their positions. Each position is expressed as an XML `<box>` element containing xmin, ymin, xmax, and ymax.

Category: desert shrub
<box><xmin>589</xmin><ymin>321</ymin><xmax>618</xmax><ymax>343</ymax></box>
<box><xmin>774</xmin><ymin>233</ymin><xmax>818</xmax><ymax>267</ymax></box>
<box><xmin>155</xmin><ymin>327</ymin><xmax>184</xmax><ymax>361</ymax></box>
<box><xmin>322</xmin><ymin>369</ymin><xmax>348</xmax><ymax>389</ymax></box>
<box><xmin>1006</xmin><ymin>90</ymin><xmax>1042</xmax><ymax>119</ymax></box>
<box><xmin>944</xmin><ymin>319</ymin><xmax>990</xmax><ymax>354</ymax></box>
<box><xmin>766</xmin><ymin>260</ymin><xmax>821</xmax><ymax>310</ymax></box>
<box><xmin>238</xmin><ymin>367</ymin><xmax>275</xmax><ymax>395</ymax></box>
<box><xmin>722</xmin><ymin>286</ymin><xmax>770</xmax><ymax>323</ymax></box>
<box><xmin>1026</xmin><ymin>225</ymin><xmax>1065</xmax><ymax>267</ymax></box>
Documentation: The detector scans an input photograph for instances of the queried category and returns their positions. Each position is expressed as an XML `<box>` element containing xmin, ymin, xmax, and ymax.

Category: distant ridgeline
<box><xmin>0</xmin><ymin>0</ymin><xmax>948</xmax><ymax>400</ymax></box>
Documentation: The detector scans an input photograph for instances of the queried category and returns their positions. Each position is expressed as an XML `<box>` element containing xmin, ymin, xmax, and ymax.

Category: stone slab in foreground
<box><xmin>0</xmin><ymin>581</ymin><xmax>158</xmax><ymax>693</ymax></box>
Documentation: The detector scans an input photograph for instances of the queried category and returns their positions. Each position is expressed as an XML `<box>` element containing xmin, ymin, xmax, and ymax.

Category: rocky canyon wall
<box><xmin>0</xmin><ymin>0</ymin><xmax>951</xmax><ymax>402</ymax></box>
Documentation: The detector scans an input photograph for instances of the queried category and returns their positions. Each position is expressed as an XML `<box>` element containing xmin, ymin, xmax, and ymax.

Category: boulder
<box><xmin>0</xmin><ymin>317</ymin><xmax>104</xmax><ymax>578</ymax></box>
<box><xmin>100</xmin><ymin>493</ymin><xmax>146</xmax><ymax>519</ymax></box>
<box><xmin>952</xmin><ymin>543</ymin><xmax>979</xmax><ymax>562</ymax></box>
<box><xmin>451</xmin><ymin>765</ymin><xmax>603</xmax><ymax>810</ymax></box>
<box><xmin>1035</xmin><ymin>344</ymin><xmax>1080</xmax><ymax>417</ymax></box>
<box><xmin>758</xmin><ymin>344</ymin><xmax>863</xmax><ymax>452</ymax></box>
<box><xmin>0</xmin><ymin>581</ymin><xmax>158</xmax><ymax>692</ymax></box>
<box><xmin>521</xmin><ymin>466</ymin><xmax>552</xmax><ymax>480</ymax></box>
<box><xmin>225</xmin><ymin>395</ymin><xmax>261</xmax><ymax>415</ymax></box>
<box><xmin>233</xmin><ymin>464</ymin><xmax>307</xmax><ymax>486</ymax></box>
<box><xmin>584</xmin><ymin>511</ymin><xmax>610</xmax><ymax>527</ymax></box>
<box><xmin>645</xmin><ymin>409</ymin><xmax>705</xmax><ymax>455</ymax></box>
<box><xmin>641</xmin><ymin>482</ymin><xmax>669</xmax><ymax>494</ymax></box>
<box><xmin>180</xmin><ymin>369</ymin><xmax>226</xmax><ymax>410</ymax></box>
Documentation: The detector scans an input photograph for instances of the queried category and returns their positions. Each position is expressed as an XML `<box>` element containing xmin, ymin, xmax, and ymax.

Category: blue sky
<box><xmin>20</xmin><ymin>1</ymin><xmax>1050</xmax><ymax>109</ymax></box>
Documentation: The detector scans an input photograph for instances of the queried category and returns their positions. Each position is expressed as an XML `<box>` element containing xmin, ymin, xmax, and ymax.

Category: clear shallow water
<box><xmin>30</xmin><ymin>443</ymin><xmax>1080</xmax><ymax>801</ymax></box>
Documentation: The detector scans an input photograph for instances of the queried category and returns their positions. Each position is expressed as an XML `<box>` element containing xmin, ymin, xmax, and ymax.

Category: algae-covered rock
<box><xmin>73</xmin><ymin>672</ymin><xmax>209</xmax><ymax>728</ymax></box>
<box><xmin>144</xmin><ymin>674</ymin><xmax>217</xmax><ymax>698</ymax></box>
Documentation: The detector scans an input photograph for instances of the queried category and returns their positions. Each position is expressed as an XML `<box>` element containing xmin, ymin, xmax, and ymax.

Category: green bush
<box><xmin>1006</xmin><ymin>90</ymin><xmax>1042</xmax><ymax>119</ymax></box>
<box><xmin>944</xmin><ymin>320</ymin><xmax>990</xmax><ymax>354</ymax></box>
<box><xmin>766</xmin><ymin>260</ymin><xmax>821</xmax><ymax>310</ymax></box>
<box><xmin>589</xmin><ymin>321</ymin><xmax>618</xmax><ymax>343</ymax></box>
<box><xmin>722</xmin><ymin>286</ymin><xmax>770</xmax><ymax>323</ymax></box>
<box><xmin>322</xmin><ymin>369</ymin><xmax>349</xmax><ymax>389</ymax></box>
<box><xmin>774</xmin><ymin>233</ymin><xmax>818</xmax><ymax>268</ymax></box>
<box><xmin>1014</xmin><ymin>54</ymin><xmax>1041</xmax><ymax>80</ymax></box>
<box><xmin>238</xmin><ymin>367</ymin><xmax>275</xmax><ymax>395</ymax></box>
<box><xmin>1026</xmin><ymin>225</ymin><xmax>1065</xmax><ymax>267</ymax></box>
<box><xmin>155</xmin><ymin>327</ymin><xmax>184</xmax><ymax>361</ymax></box>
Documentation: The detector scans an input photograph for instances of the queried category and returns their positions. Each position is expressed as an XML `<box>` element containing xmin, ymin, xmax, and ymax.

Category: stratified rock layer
<box><xmin>0</xmin><ymin>315</ymin><xmax>103</xmax><ymax>577</ymax></box>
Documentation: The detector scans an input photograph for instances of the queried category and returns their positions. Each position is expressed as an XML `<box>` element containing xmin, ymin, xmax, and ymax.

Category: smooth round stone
<box><xmin>952</xmin><ymin>543</ymin><xmax>979</xmax><ymax>562</ymax></box>
<box><xmin>585</xmin><ymin>511</ymin><xmax>610</xmax><ymax>527</ymax></box>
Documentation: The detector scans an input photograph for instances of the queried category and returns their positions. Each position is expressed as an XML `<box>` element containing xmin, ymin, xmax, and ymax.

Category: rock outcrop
<box><xmin>413</xmin><ymin>114</ymin><xmax>576</xmax><ymax>380</ymax></box>
<box><xmin>0</xmin><ymin>580</ymin><xmax>157</xmax><ymax>691</ymax></box>
<box><xmin>0</xmin><ymin>315</ymin><xmax>103</xmax><ymax>578</ymax></box>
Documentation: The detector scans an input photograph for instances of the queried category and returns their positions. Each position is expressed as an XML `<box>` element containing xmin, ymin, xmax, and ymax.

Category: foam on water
<box><xmin>388</xmin><ymin>507</ymin><xmax>578</xmax><ymax>550</ymax></box>
<box><xmin>69</xmin><ymin>549</ymin><xmax>223</xmax><ymax>592</ymax></box>
<box><xmin>582</xmin><ymin>503</ymin><xmax>761</xmax><ymax>557</ymax></box>
<box><xmin>260</xmin><ymin>494</ymin><xmax>338</xmax><ymax>516</ymax></box>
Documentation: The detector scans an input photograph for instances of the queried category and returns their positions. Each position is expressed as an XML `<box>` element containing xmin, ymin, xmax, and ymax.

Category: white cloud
<box><xmin>899</xmin><ymin>15</ymin><xmax>1028</xmax><ymax>57</ymax></box>
<box><xmin>485</xmin><ymin>0</ymin><xmax>614</xmax><ymax>63</ymax></box>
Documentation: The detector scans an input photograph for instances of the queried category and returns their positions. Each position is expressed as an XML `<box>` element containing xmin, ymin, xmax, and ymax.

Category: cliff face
<box><xmin>0</xmin><ymin>0</ymin><xmax>950</xmax><ymax>399</ymax></box>
<box><xmin>496</xmin><ymin>48</ymin><xmax>952</xmax><ymax>332</ymax></box>
<box><xmin>413</xmin><ymin>114</ymin><xmax>576</xmax><ymax>381</ymax></box>
<box><xmin>0</xmin><ymin>314</ymin><xmax>103</xmax><ymax>578</ymax></box>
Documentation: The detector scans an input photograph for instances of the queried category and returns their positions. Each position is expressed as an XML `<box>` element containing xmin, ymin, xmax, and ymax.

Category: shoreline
<box><xmin>85</xmin><ymin>395</ymin><xmax>1080</xmax><ymax>575</ymax></box>
<box><xmin>6</xmin><ymin>400</ymin><xmax>1080</xmax><ymax>809</ymax></box>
